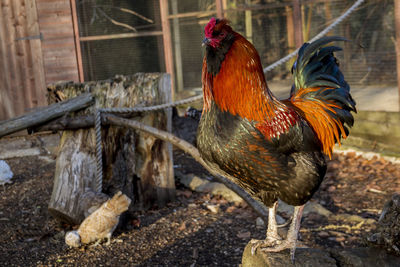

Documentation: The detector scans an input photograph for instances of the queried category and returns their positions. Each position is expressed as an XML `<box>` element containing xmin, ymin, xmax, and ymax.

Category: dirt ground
<box><xmin>1</xmin><ymin>140</ymin><xmax>399</xmax><ymax>266</ymax></box>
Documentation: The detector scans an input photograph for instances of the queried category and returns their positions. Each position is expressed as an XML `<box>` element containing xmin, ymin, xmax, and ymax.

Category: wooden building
<box><xmin>0</xmin><ymin>0</ymin><xmax>79</xmax><ymax>120</ymax></box>
<box><xmin>0</xmin><ymin>0</ymin><xmax>170</xmax><ymax>121</ymax></box>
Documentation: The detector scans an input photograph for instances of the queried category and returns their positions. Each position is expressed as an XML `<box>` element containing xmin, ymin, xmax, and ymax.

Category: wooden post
<box><xmin>216</xmin><ymin>0</ymin><xmax>224</xmax><ymax>18</ymax></box>
<box><xmin>245</xmin><ymin>0</ymin><xmax>252</xmax><ymax>43</ymax></box>
<box><xmin>395</xmin><ymin>0</ymin><xmax>400</xmax><ymax>110</ymax></box>
<box><xmin>286</xmin><ymin>6</ymin><xmax>294</xmax><ymax>51</ymax></box>
<box><xmin>48</xmin><ymin>73</ymin><xmax>175</xmax><ymax>224</ymax></box>
<box><xmin>292</xmin><ymin>0</ymin><xmax>303</xmax><ymax>48</ymax></box>
<box><xmin>286</xmin><ymin>5</ymin><xmax>295</xmax><ymax>71</ymax></box>
<box><xmin>70</xmin><ymin>0</ymin><xmax>84</xmax><ymax>82</ymax></box>
<box><xmin>159</xmin><ymin>0</ymin><xmax>175</xmax><ymax>100</ymax></box>
<box><xmin>324</xmin><ymin>1</ymin><xmax>332</xmax><ymax>36</ymax></box>
<box><xmin>171</xmin><ymin>0</ymin><xmax>184</xmax><ymax>93</ymax></box>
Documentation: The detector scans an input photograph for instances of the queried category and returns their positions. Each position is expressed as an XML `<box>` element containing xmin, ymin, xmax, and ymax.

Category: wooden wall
<box><xmin>0</xmin><ymin>0</ymin><xmax>47</xmax><ymax>119</ymax></box>
<box><xmin>36</xmin><ymin>0</ymin><xmax>79</xmax><ymax>84</ymax></box>
<box><xmin>0</xmin><ymin>0</ymin><xmax>79</xmax><ymax>121</ymax></box>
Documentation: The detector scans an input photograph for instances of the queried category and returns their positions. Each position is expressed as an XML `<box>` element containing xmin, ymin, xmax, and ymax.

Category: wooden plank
<box><xmin>15</xmin><ymin>0</ymin><xmax>34</xmax><ymax>109</ymax></box>
<box><xmin>42</xmin><ymin>47</ymin><xmax>77</xmax><ymax>57</ymax></box>
<box><xmin>2</xmin><ymin>0</ymin><xmax>24</xmax><ymax>116</ymax></box>
<box><xmin>42</xmin><ymin>38</ymin><xmax>75</xmax><ymax>49</ymax></box>
<box><xmin>25</xmin><ymin>0</ymin><xmax>47</xmax><ymax>107</ymax></box>
<box><xmin>39</xmin><ymin>25</ymin><xmax>74</xmax><ymax>36</ymax></box>
<box><xmin>395</xmin><ymin>0</ymin><xmax>400</xmax><ymax>110</ymax></box>
<box><xmin>286</xmin><ymin>6</ymin><xmax>294</xmax><ymax>51</ymax></box>
<box><xmin>36</xmin><ymin>14</ymin><xmax>73</xmax><ymax>25</ymax></box>
<box><xmin>79</xmin><ymin>31</ymin><xmax>163</xmax><ymax>42</ymax></box>
<box><xmin>44</xmin><ymin>57</ymin><xmax>79</xmax><ymax>68</ymax></box>
<box><xmin>70</xmin><ymin>0</ymin><xmax>83</xmax><ymax>82</ymax></box>
<box><xmin>216</xmin><ymin>0</ymin><xmax>224</xmax><ymax>18</ymax></box>
<box><xmin>36</xmin><ymin>0</ymin><xmax>71</xmax><ymax>11</ymax></box>
<box><xmin>159</xmin><ymin>0</ymin><xmax>175</xmax><ymax>100</ymax></box>
<box><xmin>0</xmin><ymin>1</ymin><xmax>15</xmax><ymax>119</ymax></box>
<box><xmin>0</xmin><ymin>93</ymin><xmax>94</xmax><ymax>138</ymax></box>
<box><xmin>37</xmin><ymin>0</ymin><xmax>79</xmax><ymax>85</ymax></box>
<box><xmin>167</xmin><ymin>10</ymin><xmax>215</xmax><ymax>19</ymax></box>
<box><xmin>45</xmin><ymin>72</ymin><xmax>80</xmax><ymax>82</ymax></box>
<box><xmin>171</xmin><ymin>0</ymin><xmax>183</xmax><ymax>92</ymax></box>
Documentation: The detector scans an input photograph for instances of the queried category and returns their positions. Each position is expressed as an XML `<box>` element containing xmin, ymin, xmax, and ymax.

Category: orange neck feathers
<box><xmin>202</xmin><ymin>33</ymin><xmax>285</xmax><ymax>122</ymax></box>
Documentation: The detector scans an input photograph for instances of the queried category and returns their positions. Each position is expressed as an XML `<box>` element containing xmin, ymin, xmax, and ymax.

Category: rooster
<box><xmin>197</xmin><ymin>18</ymin><xmax>356</xmax><ymax>261</ymax></box>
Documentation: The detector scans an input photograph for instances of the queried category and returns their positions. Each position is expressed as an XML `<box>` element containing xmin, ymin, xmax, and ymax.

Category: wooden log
<box><xmin>0</xmin><ymin>93</ymin><xmax>94</xmax><ymax>138</ymax></box>
<box><xmin>48</xmin><ymin>74</ymin><xmax>175</xmax><ymax>224</ymax></box>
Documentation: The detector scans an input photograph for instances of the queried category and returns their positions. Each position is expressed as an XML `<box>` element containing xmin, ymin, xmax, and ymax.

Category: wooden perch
<box><xmin>104</xmin><ymin>114</ymin><xmax>270</xmax><ymax>223</ymax></box>
<box><xmin>0</xmin><ymin>93</ymin><xmax>94</xmax><ymax>138</ymax></box>
<box><xmin>28</xmin><ymin>113</ymin><xmax>139</xmax><ymax>133</ymax></box>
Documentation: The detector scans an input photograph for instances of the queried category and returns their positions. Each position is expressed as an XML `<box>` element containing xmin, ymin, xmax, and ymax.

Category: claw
<box><xmin>249</xmin><ymin>236</ymin><xmax>283</xmax><ymax>255</ymax></box>
<box><xmin>260</xmin><ymin>239</ymin><xmax>296</xmax><ymax>263</ymax></box>
<box><xmin>251</xmin><ymin>204</ymin><xmax>304</xmax><ymax>264</ymax></box>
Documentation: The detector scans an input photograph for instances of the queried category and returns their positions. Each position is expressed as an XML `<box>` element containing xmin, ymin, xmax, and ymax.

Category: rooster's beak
<box><xmin>202</xmin><ymin>38</ymin><xmax>210</xmax><ymax>47</ymax></box>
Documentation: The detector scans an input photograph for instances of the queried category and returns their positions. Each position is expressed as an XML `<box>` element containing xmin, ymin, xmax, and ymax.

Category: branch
<box><xmin>0</xmin><ymin>93</ymin><xmax>94</xmax><ymax>138</ymax></box>
<box><xmin>96</xmin><ymin>7</ymin><xmax>137</xmax><ymax>32</ymax></box>
<box><xmin>104</xmin><ymin>114</ymin><xmax>269</xmax><ymax>223</ymax></box>
<box><xmin>93</xmin><ymin>5</ymin><xmax>154</xmax><ymax>24</ymax></box>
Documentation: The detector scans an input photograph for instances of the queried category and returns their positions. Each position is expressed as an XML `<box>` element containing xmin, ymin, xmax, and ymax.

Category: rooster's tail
<box><xmin>289</xmin><ymin>36</ymin><xmax>356</xmax><ymax>158</ymax></box>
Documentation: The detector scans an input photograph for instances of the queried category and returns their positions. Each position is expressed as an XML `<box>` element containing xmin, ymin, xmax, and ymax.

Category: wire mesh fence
<box><xmin>74</xmin><ymin>0</ymin><xmax>398</xmax><ymax>98</ymax></box>
<box><xmin>75</xmin><ymin>0</ymin><xmax>164</xmax><ymax>81</ymax></box>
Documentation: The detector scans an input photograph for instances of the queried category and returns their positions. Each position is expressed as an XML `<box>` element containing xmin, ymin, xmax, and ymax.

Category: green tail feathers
<box><xmin>290</xmin><ymin>36</ymin><xmax>357</xmax><ymax>134</ymax></box>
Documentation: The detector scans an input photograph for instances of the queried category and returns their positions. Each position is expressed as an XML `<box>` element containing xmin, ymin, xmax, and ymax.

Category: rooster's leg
<box><xmin>266</xmin><ymin>201</ymin><xmax>281</xmax><ymax>240</ymax></box>
<box><xmin>250</xmin><ymin>201</ymin><xmax>282</xmax><ymax>254</ymax></box>
<box><xmin>261</xmin><ymin>204</ymin><xmax>305</xmax><ymax>262</ymax></box>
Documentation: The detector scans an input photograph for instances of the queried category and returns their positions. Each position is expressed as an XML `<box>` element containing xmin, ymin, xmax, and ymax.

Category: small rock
<box><xmin>318</xmin><ymin>231</ymin><xmax>330</xmax><ymax>238</ymax></box>
<box><xmin>256</xmin><ymin>217</ymin><xmax>265</xmax><ymax>228</ymax></box>
<box><xmin>188</xmin><ymin>203</ymin><xmax>197</xmax><ymax>209</ymax></box>
<box><xmin>278</xmin><ymin>200</ymin><xmax>332</xmax><ymax>218</ymax></box>
<box><xmin>178</xmin><ymin>222</ymin><xmax>186</xmax><ymax>231</ymax></box>
<box><xmin>237</xmin><ymin>231</ymin><xmax>251</xmax><ymax>239</ymax></box>
<box><xmin>226</xmin><ymin>206</ymin><xmax>236</xmax><ymax>213</ymax></box>
<box><xmin>192</xmin><ymin>248</ymin><xmax>199</xmax><ymax>259</ymax></box>
<box><xmin>0</xmin><ymin>160</ymin><xmax>13</xmax><ymax>185</ymax></box>
<box><xmin>223</xmin><ymin>218</ymin><xmax>233</xmax><ymax>224</ymax></box>
<box><xmin>206</xmin><ymin>204</ymin><xmax>219</xmax><ymax>213</ymax></box>
<box><xmin>329</xmin><ymin>231</ymin><xmax>345</xmax><ymax>236</ymax></box>
<box><xmin>181</xmin><ymin>173</ymin><xmax>209</xmax><ymax>191</ymax></box>
<box><xmin>327</xmin><ymin>185</ymin><xmax>336</xmax><ymax>192</ymax></box>
<box><xmin>197</xmin><ymin>182</ymin><xmax>243</xmax><ymax>204</ymax></box>
<box><xmin>331</xmin><ymin>213</ymin><xmax>375</xmax><ymax>224</ymax></box>
<box><xmin>335</xmin><ymin>236</ymin><xmax>346</xmax><ymax>242</ymax></box>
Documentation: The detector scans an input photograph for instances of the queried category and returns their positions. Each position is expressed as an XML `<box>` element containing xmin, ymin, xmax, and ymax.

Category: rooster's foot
<box><xmin>249</xmin><ymin>235</ymin><xmax>282</xmax><ymax>255</ymax></box>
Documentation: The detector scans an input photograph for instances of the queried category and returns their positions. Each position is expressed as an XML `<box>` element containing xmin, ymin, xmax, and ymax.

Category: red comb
<box><xmin>205</xmin><ymin>17</ymin><xmax>217</xmax><ymax>38</ymax></box>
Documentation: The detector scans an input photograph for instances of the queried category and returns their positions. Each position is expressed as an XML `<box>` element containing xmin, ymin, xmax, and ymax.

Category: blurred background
<box><xmin>0</xmin><ymin>0</ymin><xmax>399</xmax><ymax>121</ymax></box>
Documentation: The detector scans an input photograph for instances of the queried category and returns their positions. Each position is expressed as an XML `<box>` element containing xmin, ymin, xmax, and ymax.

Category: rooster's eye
<box><xmin>219</xmin><ymin>32</ymin><xmax>225</xmax><ymax>37</ymax></box>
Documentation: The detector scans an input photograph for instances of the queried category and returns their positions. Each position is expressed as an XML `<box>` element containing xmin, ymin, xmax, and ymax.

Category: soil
<box><xmin>0</xmin><ymin>136</ymin><xmax>399</xmax><ymax>266</ymax></box>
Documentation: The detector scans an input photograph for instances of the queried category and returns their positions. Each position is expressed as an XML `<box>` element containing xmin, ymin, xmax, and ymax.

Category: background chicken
<box><xmin>65</xmin><ymin>191</ymin><xmax>131</xmax><ymax>247</ymax></box>
<box><xmin>197</xmin><ymin>18</ymin><xmax>356</xmax><ymax>261</ymax></box>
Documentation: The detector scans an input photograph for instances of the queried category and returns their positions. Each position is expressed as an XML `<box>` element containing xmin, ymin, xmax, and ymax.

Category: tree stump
<box><xmin>48</xmin><ymin>73</ymin><xmax>175</xmax><ymax>224</ymax></box>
